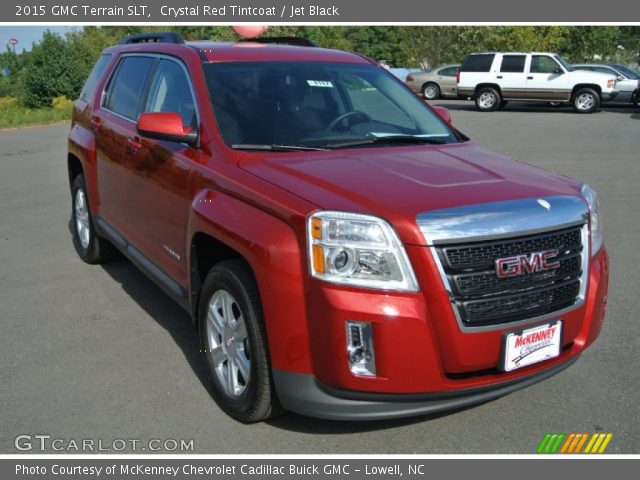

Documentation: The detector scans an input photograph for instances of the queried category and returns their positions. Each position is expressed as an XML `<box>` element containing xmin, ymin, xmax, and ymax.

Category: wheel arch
<box><xmin>475</xmin><ymin>83</ymin><xmax>502</xmax><ymax>96</ymax></box>
<box><xmin>68</xmin><ymin>153</ymin><xmax>83</xmax><ymax>186</ymax></box>
<box><xmin>422</xmin><ymin>81</ymin><xmax>440</xmax><ymax>91</ymax></box>
<box><xmin>187</xmin><ymin>189</ymin><xmax>312</xmax><ymax>375</ymax></box>
<box><xmin>572</xmin><ymin>84</ymin><xmax>602</xmax><ymax>97</ymax></box>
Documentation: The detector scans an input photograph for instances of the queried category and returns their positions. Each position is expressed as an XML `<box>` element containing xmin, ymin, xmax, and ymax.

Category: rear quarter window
<box><xmin>79</xmin><ymin>54</ymin><xmax>111</xmax><ymax>102</ymax></box>
<box><xmin>460</xmin><ymin>54</ymin><xmax>495</xmax><ymax>72</ymax></box>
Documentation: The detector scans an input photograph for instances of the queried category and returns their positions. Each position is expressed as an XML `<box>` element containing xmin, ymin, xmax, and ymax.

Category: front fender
<box><xmin>188</xmin><ymin>189</ymin><xmax>312</xmax><ymax>375</ymax></box>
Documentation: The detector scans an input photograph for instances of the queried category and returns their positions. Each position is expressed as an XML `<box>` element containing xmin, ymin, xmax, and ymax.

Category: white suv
<box><xmin>457</xmin><ymin>52</ymin><xmax>618</xmax><ymax>113</ymax></box>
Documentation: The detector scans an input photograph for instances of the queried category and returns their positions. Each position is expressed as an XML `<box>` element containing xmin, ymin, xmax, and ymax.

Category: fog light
<box><xmin>346</xmin><ymin>321</ymin><xmax>376</xmax><ymax>376</ymax></box>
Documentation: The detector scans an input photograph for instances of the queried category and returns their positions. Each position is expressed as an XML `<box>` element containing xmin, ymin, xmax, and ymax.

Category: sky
<box><xmin>0</xmin><ymin>26</ymin><xmax>79</xmax><ymax>52</ymax></box>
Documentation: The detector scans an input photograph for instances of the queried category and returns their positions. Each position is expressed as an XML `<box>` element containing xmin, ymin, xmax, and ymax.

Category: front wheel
<box><xmin>633</xmin><ymin>89</ymin><xmax>639</xmax><ymax>107</ymax></box>
<box><xmin>475</xmin><ymin>87</ymin><xmax>501</xmax><ymax>112</ymax></box>
<box><xmin>199</xmin><ymin>259</ymin><xmax>281</xmax><ymax>423</ymax></box>
<box><xmin>572</xmin><ymin>88</ymin><xmax>600</xmax><ymax>113</ymax></box>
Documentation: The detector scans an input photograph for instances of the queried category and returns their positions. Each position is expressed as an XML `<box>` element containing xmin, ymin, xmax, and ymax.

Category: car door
<box><xmin>495</xmin><ymin>55</ymin><xmax>527</xmax><ymax>99</ymax></box>
<box><xmin>526</xmin><ymin>55</ymin><xmax>570</xmax><ymax>101</ymax></box>
<box><xmin>437</xmin><ymin>66</ymin><xmax>459</xmax><ymax>96</ymax></box>
<box><xmin>95</xmin><ymin>55</ymin><xmax>156</xmax><ymax>235</ymax></box>
<box><xmin>123</xmin><ymin>57</ymin><xmax>199</xmax><ymax>287</ymax></box>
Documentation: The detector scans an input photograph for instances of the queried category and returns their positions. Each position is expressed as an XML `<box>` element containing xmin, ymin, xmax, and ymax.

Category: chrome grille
<box><xmin>435</xmin><ymin>226</ymin><xmax>585</xmax><ymax>327</ymax></box>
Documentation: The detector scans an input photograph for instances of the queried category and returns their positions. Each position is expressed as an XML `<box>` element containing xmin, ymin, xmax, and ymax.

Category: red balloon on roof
<box><xmin>232</xmin><ymin>26</ymin><xmax>268</xmax><ymax>39</ymax></box>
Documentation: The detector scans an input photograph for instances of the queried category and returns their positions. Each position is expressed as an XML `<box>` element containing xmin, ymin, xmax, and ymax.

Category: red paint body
<box><xmin>68</xmin><ymin>41</ymin><xmax>608</xmax><ymax>399</ymax></box>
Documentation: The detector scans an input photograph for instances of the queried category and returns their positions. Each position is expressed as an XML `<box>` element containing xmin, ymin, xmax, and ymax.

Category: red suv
<box><xmin>68</xmin><ymin>33</ymin><xmax>609</xmax><ymax>422</ymax></box>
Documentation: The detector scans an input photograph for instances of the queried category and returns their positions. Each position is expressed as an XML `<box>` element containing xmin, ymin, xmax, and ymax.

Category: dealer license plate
<box><xmin>501</xmin><ymin>321</ymin><xmax>562</xmax><ymax>372</ymax></box>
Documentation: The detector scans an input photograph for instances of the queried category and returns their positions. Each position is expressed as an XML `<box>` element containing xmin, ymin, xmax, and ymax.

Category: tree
<box><xmin>23</xmin><ymin>31</ymin><xmax>76</xmax><ymax>108</ymax></box>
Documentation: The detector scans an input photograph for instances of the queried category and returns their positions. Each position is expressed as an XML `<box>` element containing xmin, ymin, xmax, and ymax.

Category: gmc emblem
<box><xmin>495</xmin><ymin>249</ymin><xmax>560</xmax><ymax>278</ymax></box>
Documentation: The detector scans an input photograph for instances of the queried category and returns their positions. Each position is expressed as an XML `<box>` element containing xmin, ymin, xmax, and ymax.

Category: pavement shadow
<box><xmin>67</xmin><ymin>218</ymin><xmax>214</xmax><ymax>397</ymax></box>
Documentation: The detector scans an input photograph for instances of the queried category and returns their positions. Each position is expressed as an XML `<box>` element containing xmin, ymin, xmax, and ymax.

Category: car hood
<box><xmin>570</xmin><ymin>69</ymin><xmax>616</xmax><ymax>83</ymax></box>
<box><xmin>239</xmin><ymin>141</ymin><xmax>581</xmax><ymax>245</ymax></box>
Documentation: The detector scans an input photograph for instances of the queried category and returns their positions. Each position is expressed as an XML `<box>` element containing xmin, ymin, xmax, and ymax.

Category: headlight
<box><xmin>580</xmin><ymin>183</ymin><xmax>603</xmax><ymax>255</ymax></box>
<box><xmin>308</xmin><ymin>211</ymin><xmax>419</xmax><ymax>292</ymax></box>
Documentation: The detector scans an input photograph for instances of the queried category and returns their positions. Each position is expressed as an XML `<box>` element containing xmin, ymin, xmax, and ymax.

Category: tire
<box><xmin>422</xmin><ymin>83</ymin><xmax>440</xmax><ymax>100</ymax></box>
<box><xmin>71</xmin><ymin>174</ymin><xmax>114</xmax><ymax>264</ymax></box>
<box><xmin>572</xmin><ymin>88</ymin><xmax>600</xmax><ymax>113</ymax></box>
<box><xmin>475</xmin><ymin>87</ymin><xmax>501</xmax><ymax>112</ymax></box>
<box><xmin>633</xmin><ymin>90</ymin><xmax>639</xmax><ymax>107</ymax></box>
<box><xmin>199</xmin><ymin>259</ymin><xmax>281</xmax><ymax>423</ymax></box>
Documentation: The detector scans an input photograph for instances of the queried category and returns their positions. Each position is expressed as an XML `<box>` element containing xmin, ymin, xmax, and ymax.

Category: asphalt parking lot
<box><xmin>1</xmin><ymin>101</ymin><xmax>638</xmax><ymax>454</ymax></box>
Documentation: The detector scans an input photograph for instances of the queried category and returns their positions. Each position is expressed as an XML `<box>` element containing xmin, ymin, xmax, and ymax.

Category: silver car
<box><xmin>405</xmin><ymin>64</ymin><xmax>460</xmax><ymax>100</ymax></box>
<box><xmin>573</xmin><ymin>64</ymin><xmax>639</xmax><ymax>104</ymax></box>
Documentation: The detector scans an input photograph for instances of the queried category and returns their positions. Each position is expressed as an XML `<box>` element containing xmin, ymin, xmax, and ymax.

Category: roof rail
<box><xmin>238</xmin><ymin>37</ymin><xmax>318</xmax><ymax>48</ymax></box>
<box><xmin>119</xmin><ymin>32</ymin><xmax>184</xmax><ymax>45</ymax></box>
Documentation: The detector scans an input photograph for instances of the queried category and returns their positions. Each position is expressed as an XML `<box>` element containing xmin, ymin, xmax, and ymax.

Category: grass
<box><xmin>0</xmin><ymin>96</ymin><xmax>73</xmax><ymax>130</ymax></box>
<box><xmin>0</xmin><ymin>108</ymin><xmax>70</xmax><ymax>129</ymax></box>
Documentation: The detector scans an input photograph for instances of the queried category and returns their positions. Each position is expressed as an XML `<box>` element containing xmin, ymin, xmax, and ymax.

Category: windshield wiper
<box><xmin>231</xmin><ymin>144</ymin><xmax>328</xmax><ymax>151</ymax></box>
<box><xmin>325</xmin><ymin>135</ymin><xmax>448</xmax><ymax>149</ymax></box>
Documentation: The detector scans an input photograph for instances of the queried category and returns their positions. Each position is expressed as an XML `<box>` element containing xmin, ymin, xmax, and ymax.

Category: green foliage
<box><xmin>0</xmin><ymin>95</ymin><xmax>70</xmax><ymax>129</ymax></box>
<box><xmin>22</xmin><ymin>31</ymin><xmax>76</xmax><ymax>108</ymax></box>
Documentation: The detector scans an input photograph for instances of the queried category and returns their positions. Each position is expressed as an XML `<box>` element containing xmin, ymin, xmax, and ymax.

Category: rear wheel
<box><xmin>199</xmin><ymin>259</ymin><xmax>281</xmax><ymax>423</ymax></box>
<box><xmin>71</xmin><ymin>174</ymin><xmax>114</xmax><ymax>264</ymax></box>
<box><xmin>422</xmin><ymin>83</ymin><xmax>440</xmax><ymax>100</ymax></box>
<box><xmin>572</xmin><ymin>88</ymin><xmax>600</xmax><ymax>113</ymax></box>
<box><xmin>475</xmin><ymin>87</ymin><xmax>501</xmax><ymax>112</ymax></box>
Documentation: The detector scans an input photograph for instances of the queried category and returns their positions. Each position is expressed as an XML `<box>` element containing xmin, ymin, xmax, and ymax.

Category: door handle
<box><xmin>527</xmin><ymin>76</ymin><xmax>534</xmax><ymax>79</ymax></box>
<box><xmin>496</xmin><ymin>75</ymin><xmax>503</xmax><ymax>79</ymax></box>
<box><xmin>127</xmin><ymin>136</ymin><xmax>143</xmax><ymax>152</ymax></box>
<box><xmin>90</xmin><ymin>115</ymin><xmax>101</xmax><ymax>129</ymax></box>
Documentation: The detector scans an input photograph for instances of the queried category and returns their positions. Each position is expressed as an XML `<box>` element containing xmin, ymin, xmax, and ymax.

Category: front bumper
<box><xmin>273</xmin><ymin>355</ymin><xmax>579</xmax><ymax>420</ymax></box>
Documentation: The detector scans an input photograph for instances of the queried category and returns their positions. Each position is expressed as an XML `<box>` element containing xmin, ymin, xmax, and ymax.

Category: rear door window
<box><xmin>500</xmin><ymin>55</ymin><xmax>526</xmax><ymax>73</ymax></box>
<box><xmin>103</xmin><ymin>56</ymin><xmax>156</xmax><ymax>120</ymax></box>
<box><xmin>460</xmin><ymin>54</ymin><xmax>495</xmax><ymax>72</ymax></box>
<box><xmin>439</xmin><ymin>66</ymin><xmax>459</xmax><ymax>77</ymax></box>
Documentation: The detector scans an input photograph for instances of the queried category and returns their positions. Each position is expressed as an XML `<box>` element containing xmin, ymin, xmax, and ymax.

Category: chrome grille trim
<box><xmin>417</xmin><ymin>197</ymin><xmax>590</xmax><ymax>332</ymax></box>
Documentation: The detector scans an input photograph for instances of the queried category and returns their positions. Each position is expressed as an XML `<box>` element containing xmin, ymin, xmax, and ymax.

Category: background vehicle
<box><xmin>457</xmin><ymin>52</ymin><xmax>618</xmax><ymax>113</ymax></box>
<box><xmin>406</xmin><ymin>64</ymin><xmax>460</xmax><ymax>99</ymax></box>
<box><xmin>389</xmin><ymin>67</ymin><xmax>424</xmax><ymax>82</ymax></box>
<box><xmin>573</xmin><ymin>64</ymin><xmax>640</xmax><ymax>104</ymax></box>
<box><xmin>68</xmin><ymin>33</ymin><xmax>608</xmax><ymax>423</ymax></box>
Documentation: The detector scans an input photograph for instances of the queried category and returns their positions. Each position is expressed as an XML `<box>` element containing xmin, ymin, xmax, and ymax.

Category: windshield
<box><xmin>554</xmin><ymin>55</ymin><xmax>574</xmax><ymax>72</ymax></box>
<box><xmin>612</xmin><ymin>64</ymin><xmax>639</xmax><ymax>79</ymax></box>
<box><xmin>202</xmin><ymin>61</ymin><xmax>458</xmax><ymax>150</ymax></box>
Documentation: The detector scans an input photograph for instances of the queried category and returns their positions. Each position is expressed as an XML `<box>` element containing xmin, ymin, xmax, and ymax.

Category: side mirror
<box><xmin>553</xmin><ymin>67</ymin><xmax>564</xmax><ymax>75</ymax></box>
<box><xmin>617</xmin><ymin>75</ymin><xmax>624</xmax><ymax>81</ymax></box>
<box><xmin>137</xmin><ymin>112</ymin><xmax>197</xmax><ymax>146</ymax></box>
<box><xmin>431</xmin><ymin>105</ymin><xmax>452</xmax><ymax>125</ymax></box>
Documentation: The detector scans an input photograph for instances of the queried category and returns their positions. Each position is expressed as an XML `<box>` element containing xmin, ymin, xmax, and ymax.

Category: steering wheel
<box><xmin>326</xmin><ymin>111</ymin><xmax>372</xmax><ymax>131</ymax></box>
